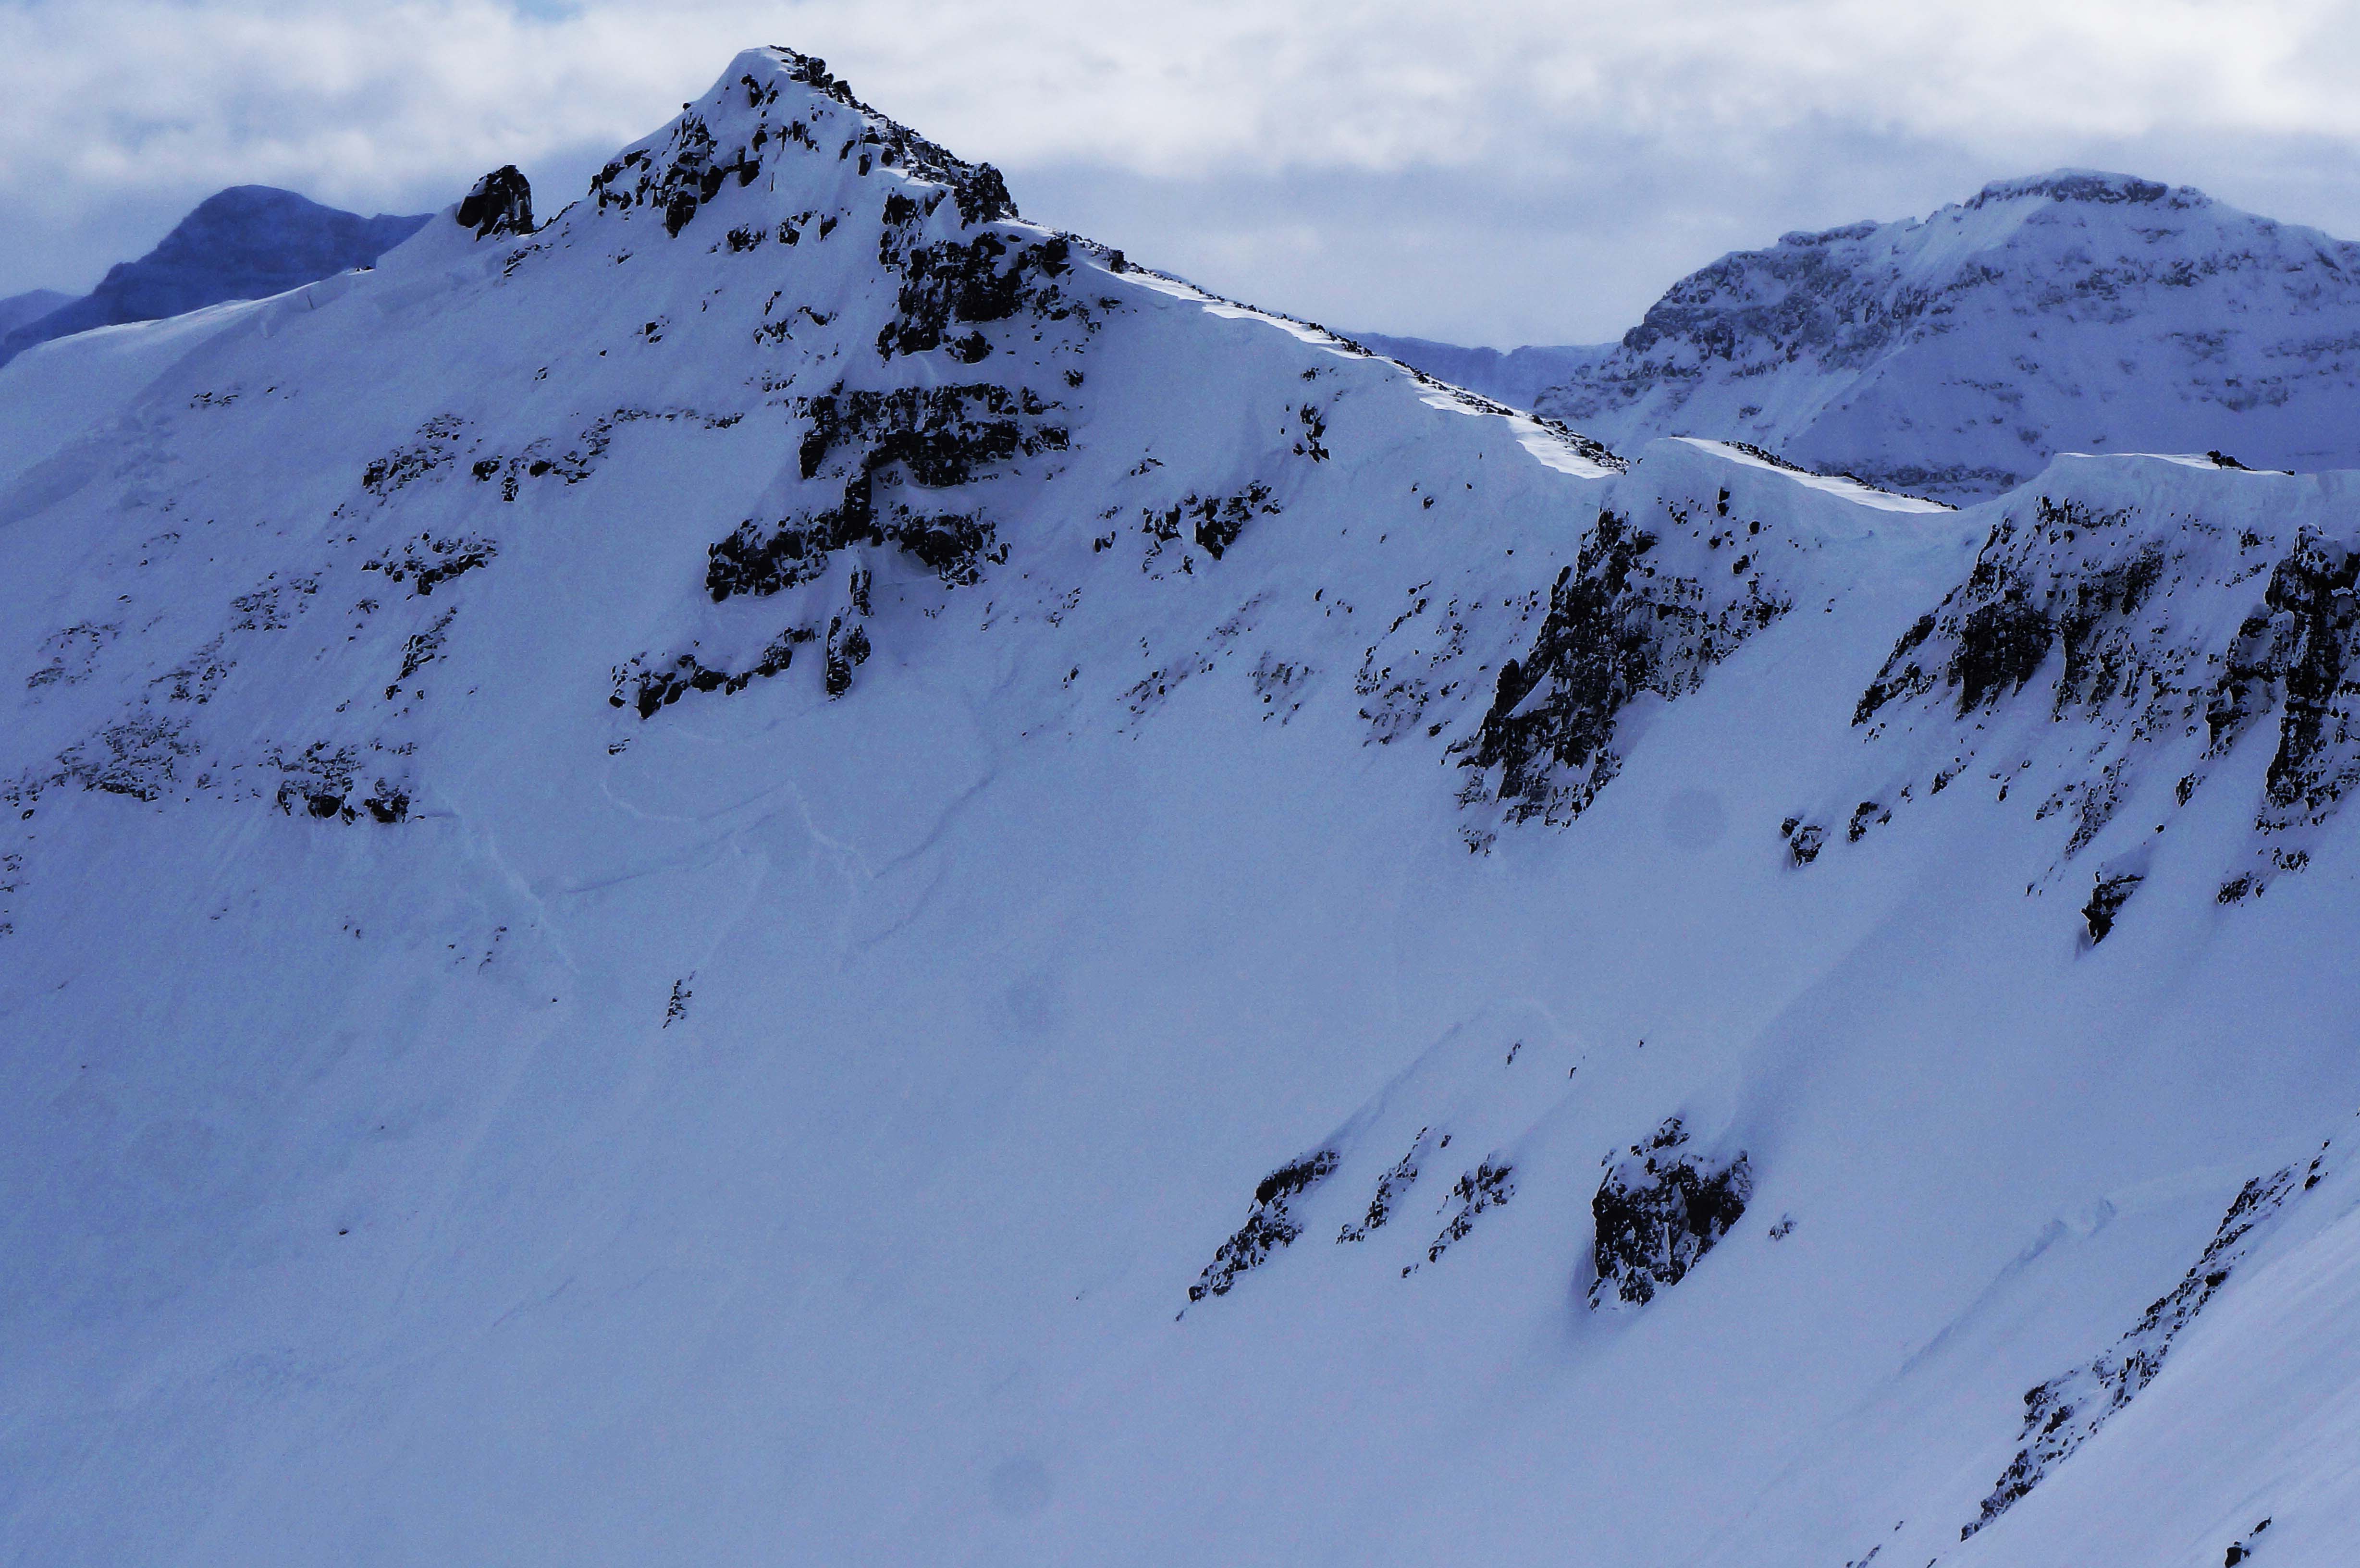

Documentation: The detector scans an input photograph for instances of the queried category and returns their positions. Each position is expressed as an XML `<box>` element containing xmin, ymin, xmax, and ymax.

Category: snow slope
<box><xmin>2</xmin><ymin>49</ymin><xmax>2358</xmax><ymax>1567</ymax></box>
<box><xmin>0</xmin><ymin>187</ymin><xmax>430</xmax><ymax>368</ymax></box>
<box><xmin>1528</xmin><ymin>172</ymin><xmax>2360</xmax><ymax>500</ymax></box>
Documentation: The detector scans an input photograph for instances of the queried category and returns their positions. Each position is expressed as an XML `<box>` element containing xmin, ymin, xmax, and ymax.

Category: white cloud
<box><xmin>2</xmin><ymin>0</ymin><xmax>2357</xmax><ymax>342</ymax></box>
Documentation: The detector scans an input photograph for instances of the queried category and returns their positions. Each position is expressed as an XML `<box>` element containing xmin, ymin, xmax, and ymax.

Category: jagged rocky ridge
<box><xmin>1780</xmin><ymin>455</ymin><xmax>2360</xmax><ymax>927</ymax></box>
<box><xmin>2</xmin><ymin>45</ymin><xmax>2360</xmax><ymax>1568</ymax></box>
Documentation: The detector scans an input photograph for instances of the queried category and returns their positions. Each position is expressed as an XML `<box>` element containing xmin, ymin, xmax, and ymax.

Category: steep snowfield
<box><xmin>2</xmin><ymin>49</ymin><xmax>2358</xmax><ymax>1566</ymax></box>
<box><xmin>1531</xmin><ymin>172</ymin><xmax>2360</xmax><ymax>500</ymax></box>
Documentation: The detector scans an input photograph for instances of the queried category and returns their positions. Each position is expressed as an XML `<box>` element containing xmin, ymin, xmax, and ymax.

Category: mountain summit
<box><xmin>1524</xmin><ymin>170</ymin><xmax>2360</xmax><ymax>497</ymax></box>
<box><xmin>3</xmin><ymin>48</ymin><xmax>2359</xmax><ymax>1568</ymax></box>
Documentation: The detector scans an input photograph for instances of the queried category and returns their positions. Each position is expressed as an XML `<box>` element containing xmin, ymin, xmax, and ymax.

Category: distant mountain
<box><xmin>0</xmin><ymin>289</ymin><xmax>71</xmax><ymax>338</ymax></box>
<box><xmin>1530</xmin><ymin>172</ymin><xmax>2360</xmax><ymax>498</ymax></box>
<box><xmin>0</xmin><ymin>187</ymin><xmax>430</xmax><ymax>367</ymax></box>
<box><xmin>1372</xmin><ymin>173</ymin><xmax>2360</xmax><ymax>500</ymax></box>
<box><xmin>1352</xmin><ymin>331</ymin><xmax>1608</xmax><ymax>408</ymax></box>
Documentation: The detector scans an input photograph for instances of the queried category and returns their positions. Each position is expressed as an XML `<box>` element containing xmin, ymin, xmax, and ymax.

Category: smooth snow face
<box><xmin>1536</xmin><ymin>170</ymin><xmax>2360</xmax><ymax>500</ymax></box>
<box><xmin>3</xmin><ymin>50</ymin><xmax>2360</xmax><ymax>1568</ymax></box>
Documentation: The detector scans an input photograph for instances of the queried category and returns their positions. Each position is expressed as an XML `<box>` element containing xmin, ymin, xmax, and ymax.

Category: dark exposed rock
<box><xmin>1188</xmin><ymin>1150</ymin><xmax>1340</xmax><ymax>1305</ymax></box>
<box><xmin>588</xmin><ymin>46</ymin><xmax>1016</xmax><ymax>246</ymax></box>
<box><xmin>1952</xmin><ymin>590</ymin><xmax>2056</xmax><ymax>713</ymax></box>
<box><xmin>364</xmin><ymin>534</ymin><xmax>498</xmax><ymax>595</ymax></box>
<box><xmin>1848</xmin><ymin>490</ymin><xmax>2360</xmax><ymax>893</ymax></box>
<box><xmin>2232</xmin><ymin>535</ymin><xmax>2360</xmax><ymax>817</ymax></box>
<box><xmin>1963</xmin><ymin>1163</ymin><xmax>2313</xmax><ymax>1539</ymax></box>
<box><xmin>1782</xmin><ymin>817</ymin><xmax>1827</xmax><ymax>866</ymax></box>
<box><xmin>25</xmin><ymin>622</ymin><xmax>118</xmax><ymax>693</ymax></box>
<box><xmin>1292</xmin><ymin>403</ymin><xmax>1329</xmax><ymax>462</ymax></box>
<box><xmin>611</xmin><ymin>628</ymin><xmax>813</xmax><ymax>718</ymax></box>
<box><xmin>1468</xmin><ymin>508</ymin><xmax>1789</xmax><ymax>824</ymax></box>
<box><xmin>949</xmin><ymin>163</ymin><xmax>1016</xmax><ymax>226</ymax></box>
<box><xmin>2082</xmin><ymin>871</ymin><xmax>2142</xmax><ymax>943</ymax></box>
<box><xmin>823</xmin><ymin>615</ymin><xmax>871</xmax><ymax>698</ymax></box>
<box><xmin>362</xmin><ymin>416</ymin><xmax>471</xmax><ymax>498</ymax></box>
<box><xmin>875</xmin><ymin>229</ymin><xmax>1074</xmax><ymax>361</ymax></box>
<box><xmin>1338</xmin><ymin>1128</ymin><xmax>1431</xmax><ymax>1243</ymax></box>
<box><xmin>384</xmin><ymin>609</ymin><xmax>457</xmax><ymax>699</ymax></box>
<box><xmin>706</xmin><ymin>383</ymin><xmax>1059</xmax><ymax>599</ymax></box>
<box><xmin>1419</xmin><ymin>1160</ymin><xmax>1513</xmax><ymax>1268</ymax></box>
<box><xmin>49</xmin><ymin>714</ymin><xmax>197</xmax><ymax>801</ymax></box>
<box><xmin>592</xmin><ymin>112</ymin><xmax>760</xmax><ymax>237</ymax></box>
<box><xmin>1589</xmin><ymin>1117</ymin><xmax>1750</xmax><ymax>1308</ymax></box>
<box><xmin>1136</xmin><ymin>484</ymin><xmax>1278</xmax><ymax>562</ymax></box>
<box><xmin>455</xmin><ymin>166</ymin><xmax>535</xmax><ymax>239</ymax></box>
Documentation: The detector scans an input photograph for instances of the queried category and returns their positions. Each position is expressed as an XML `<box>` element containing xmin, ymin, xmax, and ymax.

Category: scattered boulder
<box><xmin>1589</xmin><ymin>1117</ymin><xmax>1751</xmax><ymax>1308</ymax></box>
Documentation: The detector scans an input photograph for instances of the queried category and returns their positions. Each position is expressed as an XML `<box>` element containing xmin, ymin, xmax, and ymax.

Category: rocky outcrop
<box><xmin>1465</xmin><ymin>497</ymin><xmax>1790</xmax><ymax>827</ymax></box>
<box><xmin>587</xmin><ymin>49</ymin><xmax>1015</xmax><ymax>245</ymax></box>
<box><xmin>1589</xmin><ymin>1118</ymin><xmax>1751</xmax><ymax>1308</ymax></box>
<box><xmin>1188</xmin><ymin>1151</ymin><xmax>1340</xmax><ymax>1306</ymax></box>
<box><xmin>455</xmin><ymin>166</ymin><xmax>535</xmax><ymax>238</ymax></box>
<box><xmin>704</xmin><ymin>382</ymin><xmax>1062</xmax><ymax>600</ymax></box>
<box><xmin>1961</xmin><ymin>1153</ymin><xmax>2327</xmax><ymax>1539</ymax></box>
<box><xmin>1823</xmin><ymin>468</ymin><xmax>2360</xmax><ymax>902</ymax></box>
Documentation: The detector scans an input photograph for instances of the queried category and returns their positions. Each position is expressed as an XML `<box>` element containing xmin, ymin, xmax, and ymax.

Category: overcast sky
<box><xmin>4</xmin><ymin>0</ymin><xmax>2358</xmax><ymax>346</ymax></box>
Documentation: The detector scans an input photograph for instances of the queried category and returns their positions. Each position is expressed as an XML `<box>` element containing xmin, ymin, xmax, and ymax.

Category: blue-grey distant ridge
<box><xmin>0</xmin><ymin>186</ymin><xmax>431</xmax><ymax>368</ymax></box>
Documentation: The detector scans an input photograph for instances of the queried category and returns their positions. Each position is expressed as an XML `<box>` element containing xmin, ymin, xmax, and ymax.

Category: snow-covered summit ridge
<box><xmin>1533</xmin><ymin>169</ymin><xmax>2360</xmax><ymax>499</ymax></box>
<box><xmin>583</xmin><ymin>47</ymin><xmax>1022</xmax><ymax>239</ymax></box>
<box><xmin>1961</xmin><ymin>168</ymin><xmax>2201</xmax><ymax>210</ymax></box>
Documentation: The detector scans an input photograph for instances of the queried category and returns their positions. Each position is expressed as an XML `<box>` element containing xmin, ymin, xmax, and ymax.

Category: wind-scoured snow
<box><xmin>1</xmin><ymin>48</ymin><xmax>2357</xmax><ymax>1568</ymax></box>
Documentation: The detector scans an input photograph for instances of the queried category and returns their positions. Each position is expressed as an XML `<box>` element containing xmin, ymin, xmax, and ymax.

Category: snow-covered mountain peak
<box><xmin>581</xmin><ymin>46</ymin><xmax>1021</xmax><ymax>242</ymax></box>
<box><xmin>5</xmin><ymin>44</ymin><xmax>2360</xmax><ymax>1568</ymax></box>
<box><xmin>1538</xmin><ymin>170</ymin><xmax>2360</xmax><ymax>499</ymax></box>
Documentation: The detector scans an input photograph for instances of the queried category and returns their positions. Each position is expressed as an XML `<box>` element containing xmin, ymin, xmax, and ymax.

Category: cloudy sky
<box><xmin>4</xmin><ymin>0</ymin><xmax>2357</xmax><ymax>346</ymax></box>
